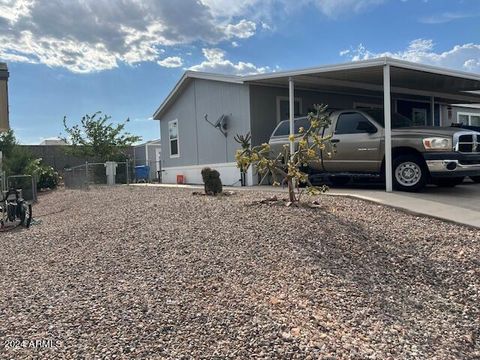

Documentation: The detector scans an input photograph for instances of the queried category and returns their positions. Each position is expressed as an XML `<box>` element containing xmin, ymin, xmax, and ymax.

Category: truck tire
<box><xmin>392</xmin><ymin>155</ymin><xmax>427</xmax><ymax>192</ymax></box>
<box><xmin>433</xmin><ymin>177</ymin><xmax>465</xmax><ymax>187</ymax></box>
<box><xmin>470</xmin><ymin>176</ymin><xmax>480</xmax><ymax>183</ymax></box>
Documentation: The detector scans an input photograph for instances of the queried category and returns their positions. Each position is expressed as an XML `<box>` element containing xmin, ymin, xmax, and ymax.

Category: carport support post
<box><xmin>288</xmin><ymin>77</ymin><xmax>295</xmax><ymax>156</ymax></box>
<box><xmin>430</xmin><ymin>96</ymin><xmax>435</xmax><ymax>125</ymax></box>
<box><xmin>383</xmin><ymin>64</ymin><xmax>393</xmax><ymax>192</ymax></box>
<box><xmin>288</xmin><ymin>77</ymin><xmax>296</xmax><ymax>190</ymax></box>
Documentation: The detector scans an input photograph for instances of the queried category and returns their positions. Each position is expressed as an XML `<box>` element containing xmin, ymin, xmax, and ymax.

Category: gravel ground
<box><xmin>0</xmin><ymin>186</ymin><xmax>479</xmax><ymax>359</ymax></box>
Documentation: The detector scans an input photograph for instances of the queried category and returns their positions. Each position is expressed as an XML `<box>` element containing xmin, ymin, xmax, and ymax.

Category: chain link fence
<box><xmin>6</xmin><ymin>175</ymin><xmax>38</xmax><ymax>202</ymax></box>
<box><xmin>64</xmin><ymin>161</ymin><xmax>132</xmax><ymax>189</ymax></box>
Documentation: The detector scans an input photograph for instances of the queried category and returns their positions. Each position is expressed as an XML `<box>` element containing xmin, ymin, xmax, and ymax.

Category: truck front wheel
<box><xmin>392</xmin><ymin>155</ymin><xmax>427</xmax><ymax>192</ymax></box>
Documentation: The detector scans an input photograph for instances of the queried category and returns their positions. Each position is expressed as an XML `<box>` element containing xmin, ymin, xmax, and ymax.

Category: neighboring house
<box><xmin>446</xmin><ymin>104</ymin><xmax>480</xmax><ymax>126</ymax></box>
<box><xmin>39</xmin><ymin>138</ymin><xmax>67</xmax><ymax>145</ymax></box>
<box><xmin>152</xmin><ymin>57</ymin><xmax>480</xmax><ymax>186</ymax></box>
<box><xmin>0</xmin><ymin>63</ymin><xmax>9</xmax><ymax>132</ymax></box>
<box><xmin>133</xmin><ymin>139</ymin><xmax>162</xmax><ymax>180</ymax></box>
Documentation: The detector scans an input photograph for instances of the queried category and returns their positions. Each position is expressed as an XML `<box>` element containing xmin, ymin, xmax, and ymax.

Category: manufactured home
<box><xmin>152</xmin><ymin>57</ymin><xmax>480</xmax><ymax>186</ymax></box>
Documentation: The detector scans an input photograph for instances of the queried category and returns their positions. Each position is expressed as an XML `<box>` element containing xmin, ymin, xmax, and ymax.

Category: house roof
<box><xmin>134</xmin><ymin>139</ymin><xmax>162</xmax><ymax>148</ymax></box>
<box><xmin>152</xmin><ymin>71</ymin><xmax>242</xmax><ymax>119</ymax></box>
<box><xmin>152</xmin><ymin>57</ymin><xmax>480</xmax><ymax>120</ymax></box>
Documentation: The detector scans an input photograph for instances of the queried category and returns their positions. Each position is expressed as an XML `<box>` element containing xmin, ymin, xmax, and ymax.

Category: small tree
<box><xmin>0</xmin><ymin>129</ymin><xmax>17</xmax><ymax>158</ymax></box>
<box><xmin>62</xmin><ymin>112</ymin><xmax>141</xmax><ymax>161</ymax></box>
<box><xmin>235</xmin><ymin>104</ymin><xmax>332</xmax><ymax>204</ymax></box>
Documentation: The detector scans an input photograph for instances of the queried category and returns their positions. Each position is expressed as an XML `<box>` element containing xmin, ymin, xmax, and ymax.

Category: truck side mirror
<box><xmin>357</xmin><ymin>121</ymin><xmax>377</xmax><ymax>134</ymax></box>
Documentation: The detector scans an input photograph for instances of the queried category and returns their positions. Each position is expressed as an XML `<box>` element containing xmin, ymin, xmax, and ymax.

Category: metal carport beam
<box><xmin>384</xmin><ymin>64</ymin><xmax>393</xmax><ymax>192</ymax></box>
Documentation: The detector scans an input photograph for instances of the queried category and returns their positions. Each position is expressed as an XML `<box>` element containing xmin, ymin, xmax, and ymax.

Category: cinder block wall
<box><xmin>20</xmin><ymin>145</ymin><xmax>135</xmax><ymax>173</ymax></box>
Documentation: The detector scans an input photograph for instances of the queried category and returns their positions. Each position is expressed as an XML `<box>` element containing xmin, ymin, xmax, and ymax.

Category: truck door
<box><xmin>322</xmin><ymin>111</ymin><xmax>382</xmax><ymax>173</ymax></box>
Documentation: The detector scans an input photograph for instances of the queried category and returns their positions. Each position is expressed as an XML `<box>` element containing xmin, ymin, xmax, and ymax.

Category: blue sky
<box><xmin>1</xmin><ymin>0</ymin><xmax>480</xmax><ymax>144</ymax></box>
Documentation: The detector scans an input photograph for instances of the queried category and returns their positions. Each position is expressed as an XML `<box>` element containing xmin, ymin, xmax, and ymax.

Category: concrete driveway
<box><xmin>327</xmin><ymin>179</ymin><xmax>480</xmax><ymax>228</ymax></box>
<box><xmin>399</xmin><ymin>181</ymin><xmax>480</xmax><ymax>212</ymax></box>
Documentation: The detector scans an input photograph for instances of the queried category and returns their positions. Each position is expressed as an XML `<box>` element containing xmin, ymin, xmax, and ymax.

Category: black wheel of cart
<box><xmin>7</xmin><ymin>203</ymin><xmax>16</xmax><ymax>222</ymax></box>
<box><xmin>19</xmin><ymin>203</ymin><xmax>32</xmax><ymax>228</ymax></box>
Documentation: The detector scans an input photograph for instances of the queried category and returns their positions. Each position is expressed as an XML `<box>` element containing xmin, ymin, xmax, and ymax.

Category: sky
<box><xmin>1</xmin><ymin>0</ymin><xmax>480</xmax><ymax>144</ymax></box>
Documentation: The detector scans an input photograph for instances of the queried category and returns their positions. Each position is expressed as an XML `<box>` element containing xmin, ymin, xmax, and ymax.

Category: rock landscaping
<box><xmin>0</xmin><ymin>186</ymin><xmax>478</xmax><ymax>359</ymax></box>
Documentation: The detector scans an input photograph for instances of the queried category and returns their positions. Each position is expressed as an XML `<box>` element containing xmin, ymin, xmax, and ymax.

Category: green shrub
<box><xmin>24</xmin><ymin>158</ymin><xmax>59</xmax><ymax>189</ymax></box>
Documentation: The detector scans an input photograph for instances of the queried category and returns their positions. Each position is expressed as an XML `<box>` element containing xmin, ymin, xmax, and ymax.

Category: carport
<box><xmin>244</xmin><ymin>57</ymin><xmax>480</xmax><ymax>192</ymax></box>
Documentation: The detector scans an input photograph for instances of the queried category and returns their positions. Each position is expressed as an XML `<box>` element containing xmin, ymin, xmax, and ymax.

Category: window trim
<box><xmin>168</xmin><ymin>119</ymin><xmax>180</xmax><ymax>158</ymax></box>
<box><xmin>276</xmin><ymin>96</ymin><xmax>302</xmax><ymax>124</ymax></box>
<box><xmin>457</xmin><ymin>111</ymin><xmax>480</xmax><ymax>126</ymax></box>
<box><xmin>335</xmin><ymin>112</ymin><xmax>376</xmax><ymax>135</ymax></box>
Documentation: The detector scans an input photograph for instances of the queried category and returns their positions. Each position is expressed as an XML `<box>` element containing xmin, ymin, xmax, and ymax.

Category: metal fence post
<box><xmin>85</xmin><ymin>161</ymin><xmax>89</xmax><ymax>189</ymax></box>
<box><xmin>126</xmin><ymin>159</ymin><xmax>130</xmax><ymax>185</ymax></box>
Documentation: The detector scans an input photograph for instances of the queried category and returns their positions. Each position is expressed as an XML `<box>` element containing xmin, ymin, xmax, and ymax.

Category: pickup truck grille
<box><xmin>456</xmin><ymin>133</ymin><xmax>480</xmax><ymax>153</ymax></box>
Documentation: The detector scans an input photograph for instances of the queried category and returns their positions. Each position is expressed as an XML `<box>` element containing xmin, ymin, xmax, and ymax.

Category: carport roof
<box><xmin>153</xmin><ymin>57</ymin><xmax>480</xmax><ymax>119</ymax></box>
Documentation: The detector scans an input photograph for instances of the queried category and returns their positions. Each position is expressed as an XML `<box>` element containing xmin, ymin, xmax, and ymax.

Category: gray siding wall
<box><xmin>160</xmin><ymin>83</ymin><xmax>197</xmax><ymax>168</ymax></box>
<box><xmin>133</xmin><ymin>146</ymin><xmax>146</xmax><ymax>165</ymax></box>
<box><xmin>249</xmin><ymin>85</ymin><xmax>383</xmax><ymax>146</ymax></box>
<box><xmin>159</xmin><ymin>79</ymin><xmax>250</xmax><ymax>168</ymax></box>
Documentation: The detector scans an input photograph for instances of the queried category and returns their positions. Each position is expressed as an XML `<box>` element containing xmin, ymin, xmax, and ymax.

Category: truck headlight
<box><xmin>423</xmin><ymin>137</ymin><xmax>452</xmax><ymax>151</ymax></box>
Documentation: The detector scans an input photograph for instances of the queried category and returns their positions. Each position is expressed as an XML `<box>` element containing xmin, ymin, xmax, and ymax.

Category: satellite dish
<box><xmin>204</xmin><ymin>113</ymin><xmax>229</xmax><ymax>137</ymax></box>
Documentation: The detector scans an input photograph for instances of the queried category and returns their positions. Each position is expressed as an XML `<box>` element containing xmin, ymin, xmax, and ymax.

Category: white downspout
<box><xmin>383</xmin><ymin>64</ymin><xmax>393</xmax><ymax>192</ymax></box>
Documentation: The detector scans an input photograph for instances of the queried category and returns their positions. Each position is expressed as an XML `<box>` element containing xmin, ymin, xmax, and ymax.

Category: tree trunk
<box><xmin>287</xmin><ymin>178</ymin><xmax>296</xmax><ymax>203</ymax></box>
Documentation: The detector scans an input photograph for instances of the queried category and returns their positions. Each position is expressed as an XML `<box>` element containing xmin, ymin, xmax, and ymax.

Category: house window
<box><xmin>168</xmin><ymin>120</ymin><xmax>179</xmax><ymax>158</ymax></box>
<box><xmin>458</xmin><ymin>112</ymin><xmax>480</xmax><ymax>126</ymax></box>
<box><xmin>276</xmin><ymin>96</ymin><xmax>302</xmax><ymax>123</ymax></box>
<box><xmin>412</xmin><ymin>108</ymin><xmax>427</xmax><ymax>126</ymax></box>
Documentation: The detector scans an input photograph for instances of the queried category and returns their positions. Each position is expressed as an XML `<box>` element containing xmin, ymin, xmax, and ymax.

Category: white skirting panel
<box><xmin>161</xmin><ymin>162</ymin><xmax>255</xmax><ymax>187</ymax></box>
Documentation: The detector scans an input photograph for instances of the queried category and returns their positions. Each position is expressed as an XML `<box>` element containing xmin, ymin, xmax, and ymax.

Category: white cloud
<box><xmin>341</xmin><ymin>39</ymin><xmax>480</xmax><ymax>73</ymax></box>
<box><xmin>313</xmin><ymin>0</ymin><xmax>385</xmax><ymax>17</ymax></box>
<box><xmin>157</xmin><ymin>56</ymin><xmax>183</xmax><ymax>68</ymax></box>
<box><xmin>0</xmin><ymin>0</ymin><xmax>33</xmax><ymax>23</ymax></box>
<box><xmin>419</xmin><ymin>12</ymin><xmax>478</xmax><ymax>24</ymax></box>
<box><xmin>0</xmin><ymin>0</ymin><xmax>390</xmax><ymax>73</ymax></box>
<box><xmin>0</xmin><ymin>0</ymin><xmax>258</xmax><ymax>73</ymax></box>
<box><xmin>190</xmin><ymin>48</ymin><xmax>270</xmax><ymax>75</ymax></box>
<box><xmin>223</xmin><ymin>19</ymin><xmax>256</xmax><ymax>39</ymax></box>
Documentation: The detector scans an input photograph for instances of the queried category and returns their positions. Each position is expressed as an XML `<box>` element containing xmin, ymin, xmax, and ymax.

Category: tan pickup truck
<box><xmin>269</xmin><ymin>108</ymin><xmax>480</xmax><ymax>191</ymax></box>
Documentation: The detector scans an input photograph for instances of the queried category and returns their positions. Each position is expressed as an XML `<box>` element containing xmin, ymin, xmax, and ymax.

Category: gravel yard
<box><xmin>0</xmin><ymin>186</ymin><xmax>479</xmax><ymax>359</ymax></box>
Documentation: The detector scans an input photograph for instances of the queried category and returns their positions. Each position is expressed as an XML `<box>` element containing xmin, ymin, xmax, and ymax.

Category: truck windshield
<box><xmin>364</xmin><ymin>109</ymin><xmax>415</xmax><ymax>128</ymax></box>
